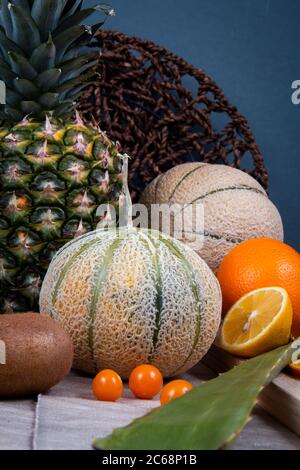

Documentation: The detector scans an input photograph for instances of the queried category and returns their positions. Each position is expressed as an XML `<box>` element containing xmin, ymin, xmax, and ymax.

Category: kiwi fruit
<box><xmin>0</xmin><ymin>313</ymin><xmax>73</xmax><ymax>397</ymax></box>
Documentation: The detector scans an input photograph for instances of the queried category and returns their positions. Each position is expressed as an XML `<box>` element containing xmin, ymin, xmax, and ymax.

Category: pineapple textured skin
<box><xmin>0</xmin><ymin>116</ymin><xmax>123</xmax><ymax>312</ymax></box>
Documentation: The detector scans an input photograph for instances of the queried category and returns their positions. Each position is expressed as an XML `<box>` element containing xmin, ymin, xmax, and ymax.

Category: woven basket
<box><xmin>79</xmin><ymin>30</ymin><xmax>268</xmax><ymax>200</ymax></box>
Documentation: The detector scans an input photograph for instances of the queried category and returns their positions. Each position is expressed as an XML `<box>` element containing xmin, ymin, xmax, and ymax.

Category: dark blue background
<box><xmin>85</xmin><ymin>0</ymin><xmax>300</xmax><ymax>250</ymax></box>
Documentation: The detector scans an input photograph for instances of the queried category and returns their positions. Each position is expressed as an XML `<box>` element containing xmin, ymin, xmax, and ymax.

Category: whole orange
<box><xmin>217</xmin><ymin>238</ymin><xmax>300</xmax><ymax>338</ymax></box>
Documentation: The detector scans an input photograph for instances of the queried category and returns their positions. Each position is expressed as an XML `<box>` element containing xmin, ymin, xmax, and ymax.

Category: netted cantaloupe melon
<box><xmin>39</xmin><ymin>227</ymin><xmax>222</xmax><ymax>378</ymax></box>
<box><xmin>141</xmin><ymin>163</ymin><xmax>283</xmax><ymax>273</ymax></box>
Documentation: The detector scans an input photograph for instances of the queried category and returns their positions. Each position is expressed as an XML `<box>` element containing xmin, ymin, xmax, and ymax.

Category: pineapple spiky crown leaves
<box><xmin>0</xmin><ymin>0</ymin><xmax>113</xmax><ymax>121</ymax></box>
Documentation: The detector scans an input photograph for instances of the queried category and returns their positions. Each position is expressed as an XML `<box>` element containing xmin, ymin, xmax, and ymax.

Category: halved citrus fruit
<box><xmin>219</xmin><ymin>287</ymin><xmax>293</xmax><ymax>357</ymax></box>
<box><xmin>289</xmin><ymin>360</ymin><xmax>300</xmax><ymax>379</ymax></box>
<box><xmin>288</xmin><ymin>345</ymin><xmax>300</xmax><ymax>378</ymax></box>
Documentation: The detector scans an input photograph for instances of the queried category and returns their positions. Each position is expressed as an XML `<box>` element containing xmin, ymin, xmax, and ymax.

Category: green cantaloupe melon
<box><xmin>39</xmin><ymin>227</ymin><xmax>222</xmax><ymax>378</ymax></box>
<box><xmin>140</xmin><ymin>163</ymin><xmax>284</xmax><ymax>272</ymax></box>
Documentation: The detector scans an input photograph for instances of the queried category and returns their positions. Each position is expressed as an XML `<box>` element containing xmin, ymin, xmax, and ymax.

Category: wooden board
<box><xmin>203</xmin><ymin>345</ymin><xmax>300</xmax><ymax>437</ymax></box>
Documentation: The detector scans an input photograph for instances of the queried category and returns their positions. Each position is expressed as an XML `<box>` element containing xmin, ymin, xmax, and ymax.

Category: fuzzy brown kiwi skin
<box><xmin>0</xmin><ymin>313</ymin><xmax>73</xmax><ymax>397</ymax></box>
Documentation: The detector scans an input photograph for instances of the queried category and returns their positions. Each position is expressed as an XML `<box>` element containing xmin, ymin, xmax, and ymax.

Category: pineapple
<box><xmin>0</xmin><ymin>0</ymin><xmax>123</xmax><ymax>312</ymax></box>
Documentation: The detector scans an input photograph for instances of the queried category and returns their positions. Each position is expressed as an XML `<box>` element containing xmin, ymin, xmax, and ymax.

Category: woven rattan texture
<box><xmin>79</xmin><ymin>30</ymin><xmax>268</xmax><ymax>200</ymax></box>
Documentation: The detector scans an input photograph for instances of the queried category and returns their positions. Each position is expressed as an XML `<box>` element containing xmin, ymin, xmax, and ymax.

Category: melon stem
<box><xmin>119</xmin><ymin>154</ymin><xmax>133</xmax><ymax>229</ymax></box>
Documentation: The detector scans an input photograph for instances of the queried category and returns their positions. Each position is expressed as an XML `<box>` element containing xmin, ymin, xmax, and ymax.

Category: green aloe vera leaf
<box><xmin>94</xmin><ymin>342</ymin><xmax>297</xmax><ymax>450</ymax></box>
